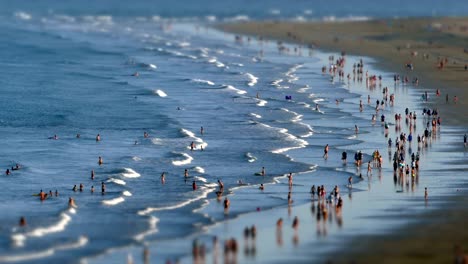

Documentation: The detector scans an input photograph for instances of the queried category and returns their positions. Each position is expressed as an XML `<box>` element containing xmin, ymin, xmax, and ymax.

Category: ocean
<box><xmin>0</xmin><ymin>1</ymin><xmax>467</xmax><ymax>263</ymax></box>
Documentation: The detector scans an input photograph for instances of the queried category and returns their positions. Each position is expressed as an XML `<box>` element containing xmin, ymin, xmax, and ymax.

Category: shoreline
<box><xmin>218</xmin><ymin>18</ymin><xmax>468</xmax><ymax>263</ymax></box>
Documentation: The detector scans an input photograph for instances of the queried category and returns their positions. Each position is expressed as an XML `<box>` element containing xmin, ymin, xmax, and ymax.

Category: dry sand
<box><xmin>219</xmin><ymin>17</ymin><xmax>468</xmax><ymax>263</ymax></box>
<box><xmin>219</xmin><ymin>17</ymin><xmax>468</xmax><ymax>126</ymax></box>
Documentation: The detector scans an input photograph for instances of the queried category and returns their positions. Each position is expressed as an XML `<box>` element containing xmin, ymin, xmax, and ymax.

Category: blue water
<box><xmin>0</xmin><ymin>1</ymin><xmax>467</xmax><ymax>263</ymax></box>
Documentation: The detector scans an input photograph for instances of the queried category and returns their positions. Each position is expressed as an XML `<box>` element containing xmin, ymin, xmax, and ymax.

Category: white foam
<box><xmin>256</xmin><ymin>99</ymin><xmax>267</xmax><ymax>106</ymax></box>
<box><xmin>107</xmin><ymin>178</ymin><xmax>126</xmax><ymax>185</ymax></box>
<box><xmin>271</xmin><ymin>79</ymin><xmax>283</xmax><ymax>86</ymax></box>
<box><xmin>14</xmin><ymin>11</ymin><xmax>32</xmax><ymax>20</ymax></box>
<box><xmin>138</xmin><ymin>186</ymin><xmax>214</xmax><ymax>215</ymax></box>
<box><xmin>246</xmin><ymin>152</ymin><xmax>257</xmax><ymax>163</ymax></box>
<box><xmin>29</xmin><ymin>213</ymin><xmax>72</xmax><ymax>237</ymax></box>
<box><xmin>191</xmin><ymin>79</ymin><xmax>215</xmax><ymax>86</ymax></box>
<box><xmin>194</xmin><ymin>176</ymin><xmax>207</xmax><ymax>183</ymax></box>
<box><xmin>148</xmin><ymin>64</ymin><xmax>157</xmax><ymax>69</ymax></box>
<box><xmin>133</xmin><ymin>216</ymin><xmax>159</xmax><ymax>241</ymax></box>
<box><xmin>245</xmin><ymin>73</ymin><xmax>258</xmax><ymax>87</ymax></box>
<box><xmin>171</xmin><ymin>153</ymin><xmax>193</xmax><ymax>166</ymax></box>
<box><xmin>250</xmin><ymin>113</ymin><xmax>262</xmax><ymax>119</ymax></box>
<box><xmin>121</xmin><ymin>168</ymin><xmax>141</xmax><ymax>178</ymax></box>
<box><xmin>55</xmin><ymin>236</ymin><xmax>88</xmax><ymax>250</ymax></box>
<box><xmin>123</xmin><ymin>191</ymin><xmax>132</xmax><ymax>197</ymax></box>
<box><xmin>154</xmin><ymin>89</ymin><xmax>167</xmax><ymax>97</ymax></box>
<box><xmin>193</xmin><ymin>166</ymin><xmax>205</xmax><ymax>173</ymax></box>
<box><xmin>102</xmin><ymin>197</ymin><xmax>125</xmax><ymax>206</ymax></box>
<box><xmin>298</xmin><ymin>86</ymin><xmax>310</xmax><ymax>93</ymax></box>
<box><xmin>132</xmin><ymin>156</ymin><xmax>142</xmax><ymax>161</ymax></box>
<box><xmin>222</xmin><ymin>85</ymin><xmax>247</xmax><ymax>95</ymax></box>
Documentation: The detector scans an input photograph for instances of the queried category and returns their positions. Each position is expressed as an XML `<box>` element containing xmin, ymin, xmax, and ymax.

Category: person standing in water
<box><xmin>192</xmin><ymin>181</ymin><xmax>197</xmax><ymax>190</ymax></box>
<box><xmin>96</xmin><ymin>134</ymin><xmax>101</xmax><ymax>142</ymax></box>
<box><xmin>101</xmin><ymin>181</ymin><xmax>106</xmax><ymax>194</ymax></box>
<box><xmin>323</xmin><ymin>144</ymin><xmax>329</xmax><ymax>159</ymax></box>
<box><xmin>200</xmin><ymin>126</ymin><xmax>204</xmax><ymax>135</ymax></box>
<box><xmin>98</xmin><ymin>156</ymin><xmax>103</xmax><ymax>165</ymax></box>
<box><xmin>464</xmin><ymin>134</ymin><xmax>467</xmax><ymax>148</ymax></box>
<box><xmin>261</xmin><ymin>167</ymin><xmax>265</xmax><ymax>176</ymax></box>
<box><xmin>161</xmin><ymin>172</ymin><xmax>166</xmax><ymax>184</ymax></box>
<box><xmin>91</xmin><ymin>170</ymin><xmax>95</xmax><ymax>180</ymax></box>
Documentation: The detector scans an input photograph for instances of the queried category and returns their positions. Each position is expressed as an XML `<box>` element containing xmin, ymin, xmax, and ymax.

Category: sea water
<box><xmin>0</xmin><ymin>1</ymin><xmax>467</xmax><ymax>263</ymax></box>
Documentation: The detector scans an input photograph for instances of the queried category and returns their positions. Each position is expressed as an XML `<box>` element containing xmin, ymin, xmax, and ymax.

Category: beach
<box><xmin>1</xmin><ymin>2</ymin><xmax>468</xmax><ymax>263</ymax></box>
<box><xmin>219</xmin><ymin>17</ymin><xmax>468</xmax><ymax>263</ymax></box>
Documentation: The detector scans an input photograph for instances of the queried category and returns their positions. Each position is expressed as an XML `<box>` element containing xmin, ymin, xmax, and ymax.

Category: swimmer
<box><xmin>79</xmin><ymin>183</ymin><xmax>84</xmax><ymax>192</ymax></box>
<box><xmin>464</xmin><ymin>134</ymin><xmax>467</xmax><ymax>148</ymax></box>
<box><xmin>161</xmin><ymin>172</ymin><xmax>166</xmax><ymax>184</ymax></box>
<box><xmin>261</xmin><ymin>167</ymin><xmax>265</xmax><ymax>176</ymax></box>
<box><xmin>355</xmin><ymin>125</ymin><xmax>359</xmax><ymax>134</ymax></box>
<box><xmin>101</xmin><ymin>181</ymin><xmax>106</xmax><ymax>194</ymax></box>
<box><xmin>217</xmin><ymin>179</ymin><xmax>224</xmax><ymax>189</ymax></box>
<box><xmin>76</xmin><ymin>133</ymin><xmax>80</xmax><ymax>138</ymax></box>
<box><xmin>55</xmin><ymin>190</ymin><xmax>59</xmax><ymax>197</ymax></box>
<box><xmin>91</xmin><ymin>170</ymin><xmax>95</xmax><ymax>180</ymax></box>
<box><xmin>98</xmin><ymin>156</ymin><xmax>103</xmax><ymax>165</ymax></box>
<box><xmin>323</xmin><ymin>144</ymin><xmax>329</xmax><ymax>159</ymax></box>
<box><xmin>39</xmin><ymin>190</ymin><xmax>47</xmax><ymax>201</ymax></box>
<box><xmin>200</xmin><ymin>126</ymin><xmax>204</xmax><ymax>135</ymax></box>
<box><xmin>49</xmin><ymin>190</ymin><xmax>53</xmax><ymax>197</ymax></box>
<box><xmin>12</xmin><ymin>164</ymin><xmax>20</xmax><ymax>170</ymax></box>
<box><xmin>91</xmin><ymin>186</ymin><xmax>95</xmax><ymax>193</ymax></box>
<box><xmin>68</xmin><ymin>197</ymin><xmax>77</xmax><ymax>208</ymax></box>
<box><xmin>184</xmin><ymin>169</ymin><xmax>189</xmax><ymax>178</ymax></box>
<box><xmin>259</xmin><ymin>184</ymin><xmax>264</xmax><ymax>190</ymax></box>
<box><xmin>341</xmin><ymin>151</ymin><xmax>347</xmax><ymax>164</ymax></box>
<box><xmin>144</xmin><ymin>131</ymin><xmax>149</xmax><ymax>138</ymax></box>
<box><xmin>192</xmin><ymin>180</ymin><xmax>197</xmax><ymax>191</ymax></box>
<box><xmin>425</xmin><ymin>187</ymin><xmax>428</xmax><ymax>200</ymax></box>
<box><xmin>190</xmin><ymin>141</ymin><xmax>195</xmax><ymax>151</ymax></box>
<box><xmin>5</xmin><ymin>169</ymin><xmax>10</xmax><ymax>175</ymax></box>
<box><xmin>19</xmin><ymin>216</ymin><xmax>26</xmax><ymax>227</ymax></box>
<box><xmin>96</xmin><ymin>134</ymin><xmax>101</xmax><ymax>142</ymax></box>
<box><xmin>72</xmin><ymin>185</ymin><xmax>77</xmax><ymax>192</ymax></box>
<box><xmin>132</xmin><ymin>72</ymin><xmax>139</xmax><ymax>77</ymax></box>
<box><xmin>224</xmin><ymin>197</ymin><xmax>230</xmax><ymax>209</ymax></box>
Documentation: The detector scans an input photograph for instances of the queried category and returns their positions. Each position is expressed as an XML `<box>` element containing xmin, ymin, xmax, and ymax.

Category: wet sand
<box><xmin>219</xmin><ymin>17</ymin><xmax>468</xmax><ymax>263</ymax></box>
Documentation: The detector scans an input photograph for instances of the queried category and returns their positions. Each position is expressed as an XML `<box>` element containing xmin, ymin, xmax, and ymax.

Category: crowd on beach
<box><xmin>7</xmin><ymin>33</ymin><xmax>468</xmax><ymax>264</ymax></box>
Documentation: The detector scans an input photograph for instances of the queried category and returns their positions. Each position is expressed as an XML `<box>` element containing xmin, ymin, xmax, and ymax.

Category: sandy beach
<box><xmin>219</xmin><ymin>17</ymin><xmax>468</xmax><ymax>126</ymax></box>
<box><xmin>220</xmin><ymin>17</ymin><xmax>468</xmax><ymax>263</ymax></box>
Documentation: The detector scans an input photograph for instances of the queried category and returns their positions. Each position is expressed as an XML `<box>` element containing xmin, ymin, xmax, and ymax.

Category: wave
<box><xmin>121</xmin><ymin>168</ymin><xmax>141</xmax><ymax>178</ymax></box>
<box><xmin>271</xmin><ymin>79</ymin><xmax>283</xmax><ymax>86</ymax></box>
<box><xmin>249</xmin><ymin>113</ymin><xmax>262</xmax><ymax>119</ymax></box>
<box><xmin>0</xmin><ymin>236</ymin><xmax>87</xmax><ymax>262</ymax></box>
<box><xmin>102</xmin><ymin>197</ymin><xmax>125</xmax><ymax>206</ymax></box>
<box><xmin>171</xmin><ymin>152</ymin><xmax>193</xmax><ymax>166</ymax></box>
<box><xmin>180</xmin><ymin>128</ymin><xmax>208</xmax><ymax>150</ymax></box>
<box><xmin>132</xmin><ymin>156</ymin><xmax>142</xmax><ymax>161</ymax></box>
<box><xmin>107</xmin><ymin>178</ymin><xmax>126</xmax><ymax>185</ymax></box>
<box><xmin>14</xmin><ymin>11</ymin><xmax>32</xmax><ymax>20</ymax></box>
<box><xmin>245</xmin><ymin>152</ymin><xmax>257</xmax><ymax>163</ymax></box>
<box><xmin>281</xmin><ymin>108</ymin><xmax>303</xmax><ymax>122</ymax></box>
<box><xmin>123</xmin><ymin>191</ymin><xmax>132</xmax><ymax>197</ymax></box>
<box><xmin>221</xmin><ymin>84</ymin><xmax>247</xmax><ymax>95</ymax></box>
<box><xmin>207</xmin><ymin>58</ymin><xmax>227</xmax><ymax>68</ymax></box>
<box><xmin>191</xmin><ymin>79</ymin><xmax>215</xmax><ymax>86</ymax></box>
<box><xmin>11</xmin><ymin>208</ymin><xmax>75</xmax><ymax>247</ymax></box>
<box><xmin>138</xmin><ymin>186</ymin><xmax>214</xmax><ymax>215</ymax></box>
<box><xmin>154</xmin><ymin>89</ymin><xmax>167</xmax><ymax>97</ymax></box>
<box><xmin>257</xmin><ymin>122</ymin><xmax>308</xmax><ymax>154</ymax></box>
<box><xmin>133</xmin><ymin>216</ymin><xmax>159</xmax><ymax>242</ymax></box>
<box><xmin>193</xmin><ymin>166</ymin><xmax>205</xmax><ymax>173</ymax></box>
<box><xmin>256</xmin><ymin>99</ymin><xmax>267</xmax><ymax>107</ymax></box>
<box><xmin>297</xmin><ymin>85</ymin><xmax>310</xmax><ymax>93</ymax></box>
<box><xmin>245</xmin><ymin>73</ymin><xmax>258</xmax><ymax>87</ymax></box>
<box><xmin>140</xmin><ymin>63</ymin><xmax>157</xmax><ymax>70</ymax></box>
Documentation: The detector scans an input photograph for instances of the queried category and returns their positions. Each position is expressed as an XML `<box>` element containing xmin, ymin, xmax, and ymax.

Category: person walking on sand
<box><xmin>323</xmin><ymin>144</ymin><xmax>329</xmax><ymax>159</ymax></box>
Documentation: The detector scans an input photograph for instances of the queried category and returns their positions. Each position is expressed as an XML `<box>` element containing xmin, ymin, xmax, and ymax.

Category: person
<box><xmin>454</xmin><ymin>96</ymin><xmax>458</xmax><ymax>104</ymax></box>
<box><xmin>76</xmin><ymin>133</ymin><xmax>80</xmax><ymax>138</ymax></box>
<box><xmin>184</xmin><ymin>169</ymin><xmax>189</xmax><ymax>178</ymax></box>
<box><xmin>98</xmin><ymin>156</ymin><xmax>103</xmax><ymax>165</ymax></box>
<box><xmin>91</xmin><ymin>186</ymin><xmax>95</xmax><ymax>193</ymax></box>
<box><xmin>288</xmin><ymin>173</ymin><xmax>293</xmax><ymax>187</ymax></box>
<box><xmin>96</xmin><ymin>134</ymin><xmax>101</xmax><ymax>142</ymax></box>
<box><xmin>19</xmin><ymin>216</ymin><xmax>27</xmax><ymax>227</ymax></box>
<box><xmin>68</xmin><ymin>197</ymin><xmax>77</xmax><ymax>208</ymax></box>
<box><xmin>217</xmin><ymin>179</ymin><xmax>224</xmax><ymax>189</ymax></box>
<box><xmin>323</xmin><ymin>144</ymin><xmax>329</xmax><ymax>159</ymax></box>
<box><xmin>91</xmin><ymin>170</ymin><xmax>95</xmax><ymax>180</ymax></box>
<box><xmin>259</xmin><ymin>184</ymin><xmax>264</xmax><ymax>190</ymax></box>
<box><xmin>367</xmin><ymin>161</ymin><xmax>372</xmax><ymax>176</ymax></box>
<box><xmin>261</xmin><ymin>167</ymin><xmax>265</xmax><ymax>176</ymax></box>
<box><xmin>55</xmin><ymin>190</ymin><xmax>59</xmax><ymax>197</ymax></box>
<box><xmin>101</xmin><ymin>181</ymin><xmax>106</xmax><ymax>194</ymax></box>
<box><xmin>424</xmin><ymin>187</ymin><xmax>428</xmax><ymax>200</ymax></box>
<box><xmin>49</xmin><ymin>190</ymin><xmax>53</xmax><ymax>197</ymax></box>
<box><xmin>276</xmin><ymin>218</ymin><xmax>283</xmax><ymax>228</ymax></box>
<box><xmin>79</xmin><ymin>183</ymin><xmax>84</xmax><ymax>192</ymax></box>
<box><xmin>190</xmin><ymin>141</ymin><xmax>195</xmax><ymax>151</ymax></box>
<box><xmin>39</xmin><ymin>189</ymin><xmax>46</xmax><ymax>201</ymax></box>
<box><xmin>12</xmin><ymin>164</ymin><xmax>20</xmax><ymax>170</ymax></box>
<box><xmin>224</xmin><ymin>197</ymin><xmax>230</xmax><ymax>209</ymax></box>
<box><xmin>200</xmin><ymin>126</ymin><xmax>204</xmax><ymax>135</ymax></box>
<box><xmin>144</xmin><ymin>131</ymin><xmax>149</xmax><ymax>138</ymax></box>
<box><xmin>292</xmin><ymin>216</ymin><xmax>299</xmax><ymax>229</ymax></box>
<box><xmin>192</xmin><ymin>181</ymin><xmax>197</xmax><ymax>190</ymax></box>
<box><xmin>161</xmin><ymin>172</ymin><xmax>166</xmax><ymax>184</ymax></box>
<box><xmin>348</xmin><ymin>176</ymin><xmax>353</xmax><ymax>187</ymax></box>
<box><xmin>464</xmin><ymin>134</ymin><xmax>467</xmax><ymax>148</ymax></box>
<box><xmin>72</xmin><ymin>185</ymin><xmax>77</xmax><ymax>192</ymax></box>
<box><xmin>341</xmin><ymin>151</ymin><xmax>347</xmax><ymax>164</ymax></box>
<box><xmin>310</xmin><ymin>185</ymin><xmax>316</xmax><ymax>198</ymax></box>
<box><xmin>288</xmin><ymin>192</ymin><xmax>293</xmax><ymax>204</ymax></box>
<box><xmin>355</xmin><ymin>125</ymin><xmax>359</xmax><ymax>133</ymax></box>
<box><xmin>5</xmin><ymin>169</ymin><xmax>10</xmax><ymax>175</ymax></box>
